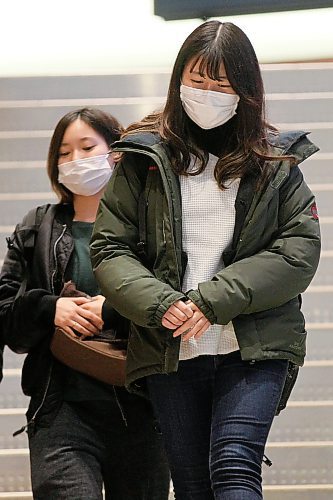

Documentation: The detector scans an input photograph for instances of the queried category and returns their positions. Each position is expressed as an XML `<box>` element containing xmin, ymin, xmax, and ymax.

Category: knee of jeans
<box><xmin>210</xmin><ymin>446</ymin><xmax>263</xmax><ymax>499</ymax></box>
<box><xmin>210</xmin><ymin>440</ymin><xmax>262</xmax><ymax>483</ymax></box>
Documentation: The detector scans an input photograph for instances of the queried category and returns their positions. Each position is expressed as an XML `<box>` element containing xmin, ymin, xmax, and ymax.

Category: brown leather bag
<box><xmin>50</xmin><ymin>281</ymin><xmax>127</xmax><ymax>386</ymax></box>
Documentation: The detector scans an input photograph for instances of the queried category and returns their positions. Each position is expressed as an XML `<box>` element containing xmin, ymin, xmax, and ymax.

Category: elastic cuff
<box><xmin>154</xmin><ymin>292</ymin><xmax>187</xmax><ymax>323</ymax></box>
<box><xmin>186</xmin><ymin>289</ymin><xmax>216</xmax><ymax>324</ymax></box>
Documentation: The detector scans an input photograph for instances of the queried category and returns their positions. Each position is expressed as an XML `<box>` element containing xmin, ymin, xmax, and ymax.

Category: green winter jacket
<box><xmin>90</xmin><ymin>131</ymin><xmax>321</xmax><ymax>391</ymax></box>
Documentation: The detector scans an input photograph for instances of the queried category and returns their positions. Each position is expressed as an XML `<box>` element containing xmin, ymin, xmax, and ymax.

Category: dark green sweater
<box><xmin>64</xmin><ymin>221</ymin><xmax>114</xmax><ymax>401</ymax></box>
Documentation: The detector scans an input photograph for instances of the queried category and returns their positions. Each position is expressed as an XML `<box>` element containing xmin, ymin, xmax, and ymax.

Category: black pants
<box><xmin>29</xmin><ymin>393</ymin><xmax>170</xmax><ymax>499</ymax></box>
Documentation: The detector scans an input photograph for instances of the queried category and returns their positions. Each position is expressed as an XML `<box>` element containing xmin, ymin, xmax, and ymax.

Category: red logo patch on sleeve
<box><xmin>310</xmin><ymin>202</ymin><xmax>319</xmax><ymax>220</ymax></box>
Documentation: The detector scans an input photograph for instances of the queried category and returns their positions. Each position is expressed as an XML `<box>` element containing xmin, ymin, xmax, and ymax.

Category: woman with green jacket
<box><xmin>91</xmin><ymin>21</ymin><xmax>321</xmax><ymax>500</ymax></box>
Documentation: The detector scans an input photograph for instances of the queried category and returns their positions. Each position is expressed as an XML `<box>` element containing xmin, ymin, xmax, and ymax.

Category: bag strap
<box><xmin>25</xmin><ymin>203</ymin><xmax>52</xmax><ymax>229</ymax></box>
<box><xmin>12</xmin><ymin>204</ymin><xmax>53</xmax><ymax>298</ymax></box>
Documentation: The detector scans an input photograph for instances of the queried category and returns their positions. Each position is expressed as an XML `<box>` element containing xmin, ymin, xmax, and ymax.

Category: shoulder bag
<box><xmin>50</xmin><ymin>281</ymin><xmax>127</xmax><ymax>386</ymax></box>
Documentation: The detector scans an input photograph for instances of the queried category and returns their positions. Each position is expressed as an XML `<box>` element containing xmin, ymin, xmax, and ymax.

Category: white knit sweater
<box><xmin>179</xmin><ymin>153</ymin><xmax>240</xmax><ymax>360</ymax></box>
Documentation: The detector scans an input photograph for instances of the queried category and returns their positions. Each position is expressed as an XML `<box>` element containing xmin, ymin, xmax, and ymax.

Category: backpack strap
<box><xmin>24</xmin><ymin>203</ymin><xmax>52</xmax><ymax>229</ymax></box>
<box><xmin>7</xmin><ymin>204</ymin><xmax>53</xmax><ymax>298</ymax></box>
<box><xmin>6</xmin><ymin>204</ymin><xmax>52</xmax><ymax>253</ymax></box>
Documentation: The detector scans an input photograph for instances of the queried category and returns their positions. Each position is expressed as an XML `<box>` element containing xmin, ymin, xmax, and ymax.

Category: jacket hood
<box><xmin>267</xmin><ymin>130</ymin><xmax>319</xmax><ymax>164</ymax></box>
<box><xmin>113</xmin><ymin>132</ymin><xmax>162</xmax><ymax>150</ymax></box>
<box><xmin>113</xmin><ymin>130</ymin><xmax>319</xmax><ymax>165</ymax></box>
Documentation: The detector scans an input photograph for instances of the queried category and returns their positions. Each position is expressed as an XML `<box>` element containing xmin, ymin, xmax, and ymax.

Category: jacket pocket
<box><xmin>253</xmin><ymin>297</ymin><xmax>306</xmax><ymax>356</ymax></box>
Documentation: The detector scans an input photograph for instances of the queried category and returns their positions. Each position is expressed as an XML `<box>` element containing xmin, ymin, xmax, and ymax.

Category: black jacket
<box><xmin>0</xmin><ymin>203</ymin><xmax>125</xmax><ymax>423</ymax></box>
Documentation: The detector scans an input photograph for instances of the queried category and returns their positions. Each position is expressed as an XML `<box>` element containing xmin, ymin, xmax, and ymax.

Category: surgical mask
<box><xmin>180</xmin><ymin>84</ymin><xmax>240</xmax><ymax>129</ymax></box>
<box><xmin>58</xmin><ymin>154</ymin><xmax>114</xmax><ymax>196</ymax></box>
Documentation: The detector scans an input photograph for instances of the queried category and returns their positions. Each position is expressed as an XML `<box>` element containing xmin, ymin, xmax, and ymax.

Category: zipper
<box><xmin>13</xmin><ymin>361</ymin><xmax>54</xmax><ymax>436</ymax></box>
<box><xmin>162</xmin><ymin>220</ymin><xmax>166</xmax><ymax>245</ymax></box>
<box><xmin>112</xmin><ymin>386</ymin><xmax>128</xmax><ymax>427</ymax></box>
<box><xmin>13</xmin><ymin>223</ymin><xmax>68</xmax><ymax>436</ymax></box>
<box><xmin>51</xmin><ymin>224</ymin><xmax>67</xmax><ymax>294</ymax></box>
<box><xmin>114</xmin><ymin>146</ymin><xmax>182</xmax><ymax>287</ymax></box>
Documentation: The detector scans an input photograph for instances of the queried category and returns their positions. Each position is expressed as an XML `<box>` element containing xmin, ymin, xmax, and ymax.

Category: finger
<box><xmin>181</xmin><ymin>317</ymin><xmax>208</xmax><ymax>341</ymax></box>
<box><xmin>193</xmin><ymin>321</ymin><xmax>211</xmax><ymax>340</ymax></box>
<box><xmin>172</xmin><ymin>312</ymin><xmax>203</xmax><ymax>337</ymax></box>
<box><xmin>172</xmin><ymin>301</ymin><xmax>194</xmax><ymax>319</ymax></box>
<box><xmin>88</xmin><ymin>295</ymin><xmax>104</xmax><ymax>302</ymax></box>
<box><xmin>65</xmin><ymin>326</ymin><xmax>93</xmax><ymax>340</ymax></box>
<box><xmin>72</xmin><ymin>318</ymin><xmax>98</xmax><ymax>336</ymax></box>
<box><xmin>162</xmin><ymin>311</ymin><xmax>184</xmax><ymax>326</ymax></box>
<box><xmin>78</xmin><ymin>309</ymin><xmax>104</xmax><ymax>330</ymax></box>
<box><xmin>185</xmin><ymin>300</ymin><xmax>201</xmax><ymax>313</ymax></box>
<box><xmin>164</xmin><ymin>305</ymin><xmax>188</xmax><ymax>322</ymax></box>
<box><xmin>162</xmin><ymin>317</ymin><xmax>179</xmax><ymax>330</ymax></box>
<box><xmin>70</xmin><ymin>297</ymin><xmax>91</xmax><ymax>305</ymax></box>
<box><xmin>74</xmin><ymin>325</ymin><xmax>95</xmax><ymax>337</ymax></box>
<box><xmin>79</xmin><ymin>305</ymin><xmax>104</xmax><ymax>328</ymax></box>
<box><xmin>172</xmin><ymin>321</ymin><xmax>195</xmax><ymax>337</ymax></box>
<box><xmin>61</xmin><ymin>326</ymin><xmax>79</xmax><ymax>338</ymax></box>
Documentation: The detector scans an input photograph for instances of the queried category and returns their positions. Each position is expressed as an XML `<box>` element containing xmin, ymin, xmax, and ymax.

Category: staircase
<box><xmin>0</xmin><ymin>63</ymin><xmax>333</xmax><ymax>499</ymax></box>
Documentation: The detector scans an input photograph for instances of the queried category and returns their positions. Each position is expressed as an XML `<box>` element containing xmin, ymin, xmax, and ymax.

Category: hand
<box><xmin>81</xmin><ymin>295</ymin><xmax>105</xmax><ymax>326</ymax></box>
<box><xmin>172</xmin><ymin>301</ymin><xmax>211</xmax><ymax>341</ymax></box>
<box><xmin>162</xmin><ymin>300</ymin><xmax>194</xmax><ymax>329</ymax></box>
<box><xmin>54</xmin><ymin>297</ymin><xmax>103</xmax><ymax>338</ymax></box>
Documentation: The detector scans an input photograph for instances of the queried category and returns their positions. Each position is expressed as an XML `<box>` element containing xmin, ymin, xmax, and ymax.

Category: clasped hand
<box><xmin>54</xmin><ymin>295</ymin><xmax>105</xmax><ymax>338</ymax></box>
<box><xmin>162</xmin><ymin>300</ymin><xmax>211</xmax><ymax>341</ymax></box>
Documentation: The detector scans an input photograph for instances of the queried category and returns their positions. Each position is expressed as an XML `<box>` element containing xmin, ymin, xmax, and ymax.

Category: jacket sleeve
<box><xmin>0</xmin><ymin>219</ymin><xmax>58</xmax><ymax>354</ymax></box>
<box><xmin>91</xmin><ymin>155</ymin><xmax>186</xmax><ymax>327</ymax></box>
<box><xmin>187</xmin><ymin>167</ymin><xmax>321</xmax><ymax>325</ymax></box>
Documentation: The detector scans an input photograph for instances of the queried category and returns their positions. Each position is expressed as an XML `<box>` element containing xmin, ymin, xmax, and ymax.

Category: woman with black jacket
<box><xmin>0</xmin><ymin>107</ymin><xmax>170</xmax><ymax>500</ymax></box>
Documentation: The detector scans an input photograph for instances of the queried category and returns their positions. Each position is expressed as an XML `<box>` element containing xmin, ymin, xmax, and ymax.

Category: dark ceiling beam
<box><xmin>154</xmin><ymin>0</ymin><xmax>333</xmax><ymax>21</ymax></box>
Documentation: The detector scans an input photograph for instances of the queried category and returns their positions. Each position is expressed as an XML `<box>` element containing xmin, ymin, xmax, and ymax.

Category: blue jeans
<box><xmin>147</xmin><ymin>351</ymin><xmax>288</xmax><ymax>500</ymax></box>
<box><xmin>28</xmin><ymin>395</ymin><xmax>170</xmax><ymax>499</ymax></box>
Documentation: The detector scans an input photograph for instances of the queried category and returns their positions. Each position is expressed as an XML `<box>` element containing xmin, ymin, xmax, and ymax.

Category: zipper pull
<box><xmin>262</xmin><ymin>454</ymin><xmax>272</xmax><ymax>467</ymax></box>
<box><xmin>13</xmin><ymin>418</ymin><xmax>35</xmax><ymax>437</ymax></box>
<box><xmin>13</xmin><ymin>425</ymin><xmax>27</xmax><ymax>437</ymax></box>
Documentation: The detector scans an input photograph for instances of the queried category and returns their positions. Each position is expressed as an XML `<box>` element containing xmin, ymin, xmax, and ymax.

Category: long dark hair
<box><xmin>125</xmin><ymin>21</ymin><xmax>292</xmax><ymax>188</ymax></box>
<box><xmin>47</xmin><ymin>107</ymin><xmax>123</xmax><ymax>203</ymax></box>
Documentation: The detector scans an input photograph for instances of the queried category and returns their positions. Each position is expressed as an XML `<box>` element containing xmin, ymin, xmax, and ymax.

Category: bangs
<box><xmin>189</xmin><ymin>50</ymin><xmax>225</xmax><ymax>81</ymax></box>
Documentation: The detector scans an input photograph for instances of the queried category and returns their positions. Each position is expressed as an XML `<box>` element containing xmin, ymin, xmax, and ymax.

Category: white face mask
<box><xmin>58</xmin><ymin>154</ymin><xmax>114</xmax><ymax>196</ymax></box>
<box><xmin>180</xmin><ymin>84</ymin><xmax>240</xmax><ymax>130</ymax></box>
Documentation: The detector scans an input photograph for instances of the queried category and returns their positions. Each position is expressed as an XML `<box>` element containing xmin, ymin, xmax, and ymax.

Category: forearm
<box><xmin>96</xmin><ymin>256</ymin><xmax>185</xmax><ymax>327</ymax></box>
<box><xmin>2</xmin><ymin>291</ymin><xmax>58</xmax><ymax>353</ymax></box>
